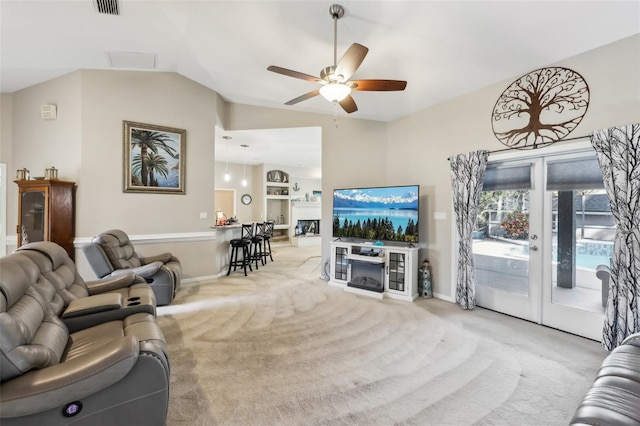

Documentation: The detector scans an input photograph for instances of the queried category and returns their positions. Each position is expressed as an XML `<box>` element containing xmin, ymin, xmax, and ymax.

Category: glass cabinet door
<box><xmin>334</xmin><ymin>246</ymin><xmax>348</xmax><ymax>281</ymax></box>
<box><xmin>21</xmin><ymin>190</ymin><xmax>45</xmax><ymax>244</ymax></box>
<box><xmin>388</xmin><ymin>252</ymin><xmax>406</xmax><ymax>291</ymax></box>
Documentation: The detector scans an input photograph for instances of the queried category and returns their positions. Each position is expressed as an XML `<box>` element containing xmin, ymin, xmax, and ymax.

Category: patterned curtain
<box><xmin>591</xmin><ymin>123</ymin><xmax>640</xmax><ymax>350</ymax></box>
<box><xmin>450</xmin><ymin>150</ymin><xmax>489</xmax><ymax>310</ymax></box>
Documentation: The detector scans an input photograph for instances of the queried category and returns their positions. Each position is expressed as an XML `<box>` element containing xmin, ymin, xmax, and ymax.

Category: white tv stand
<box><xmin>329</xmin><ymin>240</ymin><xmax>420</xmax><ymax>302</ymax></box>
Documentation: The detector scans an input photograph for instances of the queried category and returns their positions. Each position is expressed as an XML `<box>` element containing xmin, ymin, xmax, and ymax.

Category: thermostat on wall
<box><xmin>41</xmin><ymin>104</ymin><xmax>57</xmax><ymax>120</ymax></box>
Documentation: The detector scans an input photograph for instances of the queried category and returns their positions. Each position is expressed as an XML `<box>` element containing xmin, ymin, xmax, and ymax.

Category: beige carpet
<box><xmin>157</xmin><ymin>245</ymin><xmax>607</xmax><ymax>425</ymax></box>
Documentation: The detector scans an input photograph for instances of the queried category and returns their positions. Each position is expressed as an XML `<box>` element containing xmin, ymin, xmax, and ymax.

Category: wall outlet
<box><xmin>199</xmin><ymin>212</ymin><xmax>208</xmax><ymax>220</ymax></box>
<box><xmin>434</xmin><ymin>212</ymin><xmax>447</xmax><ymax>220</ymax></box>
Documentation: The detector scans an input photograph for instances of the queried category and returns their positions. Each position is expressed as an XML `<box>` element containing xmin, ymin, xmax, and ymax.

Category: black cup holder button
<box><xmin>128</xmin><ymin>297</ymin><xmax>141</xmax><ymax>302</ymax></box>
<box><xmin>127</xmin><ymin>302</ymin><xmax>141</xmax><ymax>306</ymax></box>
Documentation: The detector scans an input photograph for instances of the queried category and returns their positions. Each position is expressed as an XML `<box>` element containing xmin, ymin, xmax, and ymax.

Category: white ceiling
<box><xmin>2</xmin><ymin>1</ymin><xmax>639</xmax><ymax>167</ymax></box>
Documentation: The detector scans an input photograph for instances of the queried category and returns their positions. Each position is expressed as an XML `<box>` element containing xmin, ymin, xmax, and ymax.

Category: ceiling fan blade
<box><xmin>351</xmin><ymin>80</ymin><xmax>407</xmax><ymax>91</ymax></box>
<box><xmin>334</xmin><ymin>43</ymin><xmax>368</xmax><ymax>82</ymax></box>
<box><xmin>339</xmin><ymin>95</ymin><xmax>358</xmax><ymax>113</ymax></box>
<box><xmin>267</xmin><ymin>66</ymin><xmax>321</xmax><ymax>83</ymax></box>
<box><xmin>285</xmin><ymin>90</ymin><xmax>320</xmax><ymax>105</ymax></box>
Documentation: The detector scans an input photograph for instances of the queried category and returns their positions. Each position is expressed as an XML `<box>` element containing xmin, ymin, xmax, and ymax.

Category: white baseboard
<box><xmin>182</xmin><ymin>275</ymin><xmax>220</xmax><ymax>284</ymax></box>
<box><xmin>433</xmin><ymin>292</ymin><xmax>455</xmax><ymax>303</ymax></box>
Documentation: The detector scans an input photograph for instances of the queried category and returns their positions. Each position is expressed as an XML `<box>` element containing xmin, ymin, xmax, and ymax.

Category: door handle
<box><xmin>530</xmin><ymin>234</ymin><xmax>538</xmax><ymax>240</ymax></box>
<box><xmin>530</xmin><ymin>245</ymin><xmax>538</xmax><ymax>251</ymax></box>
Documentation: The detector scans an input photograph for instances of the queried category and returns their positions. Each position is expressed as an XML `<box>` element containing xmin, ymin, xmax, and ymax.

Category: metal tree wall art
<box><xmin>491</xmin><ymin>67</ymin><xmax>589</xmax><ymax>149</ymax></box>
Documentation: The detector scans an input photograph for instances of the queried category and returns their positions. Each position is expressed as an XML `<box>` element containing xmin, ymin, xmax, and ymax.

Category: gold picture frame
<box><xmin>123</xmin><ymin>121</ymin><xmax>186</xmax><ymax>194</ymax></box>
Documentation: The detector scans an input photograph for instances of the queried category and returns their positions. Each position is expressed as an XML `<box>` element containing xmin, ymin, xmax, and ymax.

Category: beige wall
<box><xmin>1</xmin><ymin>93</ymin><xmax>13</xmax><ymax>164</ymax></box>
<box><xmin>2</xmin><ymin>35</ymin><xmax>638</xmax><ymax>296</ymax></box>
<box><xmin>6</xmin><ymin>70</ymin><xmax>222</xmax><ymax>279</ymax></box>
<box><xmin>387</xmin><ymin>34</ymin><xmax>640</xmax><ymax>299</ymax></box>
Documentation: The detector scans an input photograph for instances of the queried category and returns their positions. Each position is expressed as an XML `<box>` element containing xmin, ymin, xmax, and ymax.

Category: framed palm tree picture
<box><xmin>123</xmin><ymin>121</ymin><xmax>186</xmax><ymax>194</ymax></box>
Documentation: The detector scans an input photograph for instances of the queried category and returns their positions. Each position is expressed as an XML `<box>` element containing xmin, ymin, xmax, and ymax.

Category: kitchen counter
<box><xmin>211</xmin><ymin>224</ymin><xmax>241</xmax><ymax>229</ymax></box>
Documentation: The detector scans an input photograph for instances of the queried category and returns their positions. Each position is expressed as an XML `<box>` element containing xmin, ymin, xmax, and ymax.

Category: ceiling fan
<box><xmin>267</xmin><ymin>4</ymin><xmax>407</xmax><ymax>114</ymax></box>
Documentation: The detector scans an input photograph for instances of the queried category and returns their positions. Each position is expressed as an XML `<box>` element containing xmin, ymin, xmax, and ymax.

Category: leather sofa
<box><xmin>83</xmin><ymin>229</ymin><xmax>181</xmax><ymax>306</ymax></box>
<box><xmin>15</xmin><ymin>241</ymin><xmax>157</xmax><ymax>333</ymax></box>
<box><xmin>570</xmin><ymin>332</ymin><xmax>640</xmax><ymax>425</ymax></box>
<box><xmin>0</xmin><ymin>243</ymin><xmax>170</xmax><ymax>425</ymax></box>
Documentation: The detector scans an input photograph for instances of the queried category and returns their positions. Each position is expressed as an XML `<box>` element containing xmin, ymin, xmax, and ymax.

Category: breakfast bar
<box><xmin>211</xmin><ymin>224</ymin><xmax>242</xmax><ymax>276</ymax></box>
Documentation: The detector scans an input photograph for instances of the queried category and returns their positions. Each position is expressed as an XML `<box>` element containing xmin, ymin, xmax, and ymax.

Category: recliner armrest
<box><xmin>139</xmin><ymin>252</ymin><xmax>172</xmax><ymax>265</ymax></box>
<box><xmin>109</xmin><ymin>261</ymin><xmax>163</xmax><ymax>278</ymax></box>
<box><xmin>85</xmin><ymin>272</ymin><xmax>139</xmax><ymax>295</ymax></box>
<box><xmin>0</xmin><ymin>336</ymin><xmax>139</xmax><ymax>417</ymax></box>
<box><xmin>621</xmin><ymin>332</ymin><xmax>640</xmax><ymax>347</ymax></box>
<box><xmin>62</xmin><ymin>293</ymin><xmax>123</xmax><ymax>318</ymax></box>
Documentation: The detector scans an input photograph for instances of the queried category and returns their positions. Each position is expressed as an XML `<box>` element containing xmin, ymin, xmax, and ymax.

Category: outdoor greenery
<box><xmin>500</xmin><ymin>211</ymin><xmax>529</xmax><ymax>240</ymax></box>
<box><xmin>333</xmin><ymin>216</ymin><xmax>419</xmax><ymax>243</ymax></box>
<box><xmin>476</xmin><ymin>190</ymin><xmax>529</xmax><ymax>238</ymax></box>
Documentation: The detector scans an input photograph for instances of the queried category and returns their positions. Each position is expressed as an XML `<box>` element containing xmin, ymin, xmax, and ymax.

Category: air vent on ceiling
<box><xmin>94</xmin><ymin>0</ymin><xmax>119</xmax><ymax>15</ymax></box>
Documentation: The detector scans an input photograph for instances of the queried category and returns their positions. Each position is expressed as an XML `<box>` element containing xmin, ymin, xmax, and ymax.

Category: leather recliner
<box><xmin>570</xmin><ymin>332</ymin><xmax>640</xmax><ymax>425</ymax></box>
<box><xmin>0</xmin><ymin>247</ymin><xmax>170</xmax><ymax>425</ymax></box>
<box><xmin>15</xmin><ymin>241</ymin><xmax>157</xmax><ymax>333</ymax></box>
<box><xmin>83</xmin><ymin>229</ymin><xmax>182</xmax><ymax>306</ymax></box>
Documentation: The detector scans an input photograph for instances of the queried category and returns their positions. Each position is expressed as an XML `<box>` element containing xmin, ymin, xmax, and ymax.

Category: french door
<box><xmin>472</xmin><ymin>149</ymin><xmax>609</xmax><ymax>341</ymax></box>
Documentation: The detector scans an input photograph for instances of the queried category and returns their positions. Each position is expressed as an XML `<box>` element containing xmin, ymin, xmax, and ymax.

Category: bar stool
<box><xmin>246</xmin><ymin>222</ymin><xmax>265</xmax><ymax>270</ymax></box>
<box><xmin>227</xmin><ymin>226</ymin><xmax>253</xmax><ymax>276</ymax></box>
<box><xmin>261</xmin><ymin>220</ymin><xmax>275</xmax><ymax>262</ymax></box>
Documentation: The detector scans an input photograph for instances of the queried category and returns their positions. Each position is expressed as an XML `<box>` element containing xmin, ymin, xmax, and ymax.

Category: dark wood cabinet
<box><xmin>15</xmin><ymin>179</ymin><xmax>76</xmax><ymax>260</ymax></box>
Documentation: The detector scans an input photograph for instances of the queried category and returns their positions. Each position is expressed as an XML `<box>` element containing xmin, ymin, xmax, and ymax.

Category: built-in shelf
<box><xmin>265</xmin><ymin>170</ymin><xmax>290</xmax><ymax>241</ymax></box>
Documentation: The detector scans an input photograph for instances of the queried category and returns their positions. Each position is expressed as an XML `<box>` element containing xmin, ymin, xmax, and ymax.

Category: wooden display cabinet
<box><xmin>15</xmin><ymin>179</ymin><xmax>76</xmax><ymax>260</ymax></box>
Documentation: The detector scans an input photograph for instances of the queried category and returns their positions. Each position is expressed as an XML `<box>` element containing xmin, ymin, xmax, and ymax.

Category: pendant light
<box><xmin>241</xmin><ymin>144</ymin><xmax>249</xmax><ymax>187</ymax></box>
<box><xmin>222</xmin><ymin>135</ymin><xmax>232</xmax><ymax>181</ymax></box>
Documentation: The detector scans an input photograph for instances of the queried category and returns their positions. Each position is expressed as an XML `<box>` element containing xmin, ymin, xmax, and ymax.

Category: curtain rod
<box><xmin>447</xmin><ymin>134</ymin><xmax>591</xmax><ymax>161</ymax></box>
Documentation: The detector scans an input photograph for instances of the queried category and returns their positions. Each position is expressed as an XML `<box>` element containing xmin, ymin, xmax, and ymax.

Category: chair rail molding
<box><xmin>73</xmin><ymin>231</ymin><xmax>217</xmax><ymax>247</ymax></box>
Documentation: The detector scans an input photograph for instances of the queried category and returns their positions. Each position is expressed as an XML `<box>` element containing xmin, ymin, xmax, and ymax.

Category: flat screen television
<box><xmin>332</xmin><ymin>185</ymin><xmax>419</xmax><ymax>243</ymax></box>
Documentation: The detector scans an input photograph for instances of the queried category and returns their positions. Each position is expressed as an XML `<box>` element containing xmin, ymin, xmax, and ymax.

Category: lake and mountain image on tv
<box><xmin>333</xmin><ymin>185</ymin><xmax>419</xmax><ymax>243</ymax></box>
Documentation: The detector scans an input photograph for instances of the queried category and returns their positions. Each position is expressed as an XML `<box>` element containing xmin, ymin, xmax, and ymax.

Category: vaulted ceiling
<box><xmin>2</xmin><ymin>1</ymin><xmax>638</xmax><ymax>166</ymax></box>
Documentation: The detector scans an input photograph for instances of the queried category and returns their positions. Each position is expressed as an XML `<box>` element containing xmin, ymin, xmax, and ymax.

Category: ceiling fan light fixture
<box><xmin>320</xmin><ymin>83</ymin><xmax>351</xmax><ymax>102</ymax></box>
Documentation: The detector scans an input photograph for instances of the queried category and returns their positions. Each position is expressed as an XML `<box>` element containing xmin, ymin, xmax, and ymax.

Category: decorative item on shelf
<box><xmin>274</xmin><ymin>189</ymin><xmax>280</xmax><ymax>195</ymax></box>
<box><xmin>20</xmin><ymin>225</ymin><xmax>29</xmax><ymax>245</ymax></box>
<box><xmin>273</xmin><ymin>170</ymin><xmax>281</xmax><ymax>182</ymax></box>
<box><xmin>305</xmin><ymin>193</ymin><xmax>310</xmax><ymax>201</ymax></box>
<box><xmin>280</xmin><ymin>214</ymin><xmax>285</xmax><ymax>225</ymax></box>
<box><xmin>215</xmin><ymin>210</ymin><xmax>226</xmax><ymax>226</ymax></box>
<box><xmin>282</xmin><ymin>189</ymin><xmax>288</xmax><ymax>195</ymax></box>
<box><xmin>420</xmin><ymin>259</ymin><xmax>433</xmax><ymax>298</ymax></box>
<box><xmin>44</xmin><ymin>166</ymin><xmax>58</xmax><ymax>180</ymax></box>
<box><xmin>15</xmin><ymin>168</ymin><xmax>29</xmax><ymax>180</ymax></box>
